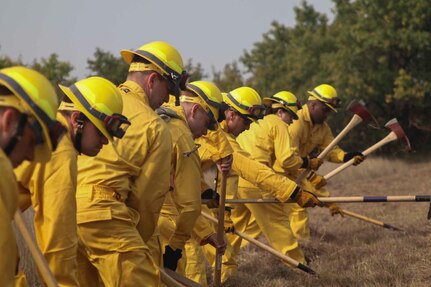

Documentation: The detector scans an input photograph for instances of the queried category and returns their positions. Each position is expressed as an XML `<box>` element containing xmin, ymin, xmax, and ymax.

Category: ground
<box><xmin>15</xmin><ymin>157</ymin><xmax>431</xmax><ymax>286</ymax></box>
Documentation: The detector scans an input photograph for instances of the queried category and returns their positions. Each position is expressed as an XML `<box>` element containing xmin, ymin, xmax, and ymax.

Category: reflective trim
<box><xmin>70</xmin><ymin>84</ymin><xmax>108</xmax><ymax>121</ymax></box>
<box><xmin>133</xmin><ymin>50</ymin><xmax>180</xmax><ymax>81</ymax></box>
<box><xmin>186</xmin><ymin>83</ymin><xmax>224</xmax><ymax>110</ymax></box>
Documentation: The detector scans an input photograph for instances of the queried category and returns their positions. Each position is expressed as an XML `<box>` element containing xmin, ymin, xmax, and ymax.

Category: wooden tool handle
<box><xmin>14</xmin><ymin>210</ymin><xmax>58</xmax><ymax>287</ymax></box>
<box><xmin>214</xmin><ymin>173</ymin><xmax>227</xmax><ymax>287</ymax></box>
<box><xmin>324</xmin><ymin>132</ymin><xmax>397</xmax><ymax>180</ymax></box>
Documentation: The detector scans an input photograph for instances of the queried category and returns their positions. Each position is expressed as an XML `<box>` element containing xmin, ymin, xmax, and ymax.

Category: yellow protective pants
<box><xmin>182</xmin><ymin>238</ymin><xmax>208</xmax><ymax>286</ymax></box>
<box><xmin>283</xmin><ymin>203</ymin><xmax>311</xmax><ymax>240</ymax></box>
<box><xmin>0</xmin><ymin>207</ymin><xmax>17</xmax><ymax>287</ymax></box>
<box><xmin>76</xmin><ymin>188</ymin><xmax>160</xmax><ymax>287</ymax></box>
<box><xmin>230</xmin><ymin>187</ymin><xmax>305</xmax><ymax>264</ymax></box>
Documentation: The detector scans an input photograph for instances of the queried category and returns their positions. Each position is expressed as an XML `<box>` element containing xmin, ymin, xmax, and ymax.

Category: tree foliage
<box><xmin>212</xmin><ymin>61</ymin><xmax>244</xmax><ymax>92</ymax></box>
<box><xmin>86</xmin><ymin>48</ymin><xmax>128</xmax><ymax>86</ymax></box>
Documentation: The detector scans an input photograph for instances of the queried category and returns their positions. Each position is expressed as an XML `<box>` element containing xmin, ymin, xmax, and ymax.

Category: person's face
<box><xmin>147</xmin><ymin>73</ymin><xmax>170</xmax><ymax>110</ymax></box>
<box><xmin>227</xmin><ymin>110</ymin><xmax>252</xmax><ymax>137</ymax></box>
<box><xmin>277</xmin><ymin>109</ymin><xmax>294</xmax><ymax>125</ymax></box>
<box><xmin>80</xmin><ymin>120</ymin><xmax>109</xmax><ymax>156</ymax></box>
<box><xmin>309</xmin><ymin>100</ymin><xmax>332</xmax><ymax>124</ymax></box>
<box><xmin>187</xmin><ymin>104</ymin><xmax>210</xmax><ymax>139</ymax></box>
<box><xmin>8</xmin><ymin>122</ymin><xmax>36</xmax><ymax>168</ymax></box>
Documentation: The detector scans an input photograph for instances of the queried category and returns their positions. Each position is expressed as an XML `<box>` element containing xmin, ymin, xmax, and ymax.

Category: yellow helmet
<box><xmin>182</xmin><ymin>81</ymin><xmax>224</xmax><ymax>130</ymax></box>
<box><xmin>263</xmin><ymin>91</ymin><xmax>301</xmax><ymax>120</ymax></box>
<box><xmin>0</xmin><ymin>66</ymin><xmax>65</xmax><ymax>163</ymax></box>
<box><xmin>58</xmin><ymin>77</ymin><xmax>130</xmax><ymax>143</ymax></box>
<box><xmin>223</xmin><ymin>87</ymin><xmax>265</xmax><ymax>122</ymax></box>
<box><xmin>121</xmin><ymin>41</ymin><xmax>187</xmax><ymax>96</ymax></box>
<box><xmin>307</xmin><ymin>84</ymin><xmax>340</xmax><ymax>112</ymax></box>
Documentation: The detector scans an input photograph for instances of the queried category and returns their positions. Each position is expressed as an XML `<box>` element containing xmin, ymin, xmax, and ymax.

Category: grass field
<box><xmin>16</xmin><ymin>157</ymin><xmax>431</xmax><ymax>286</ymax></box>
<box><xmin>222</xmin><ymin>157</ymin><xmax>431</xmax><ymax>287</ymax></box>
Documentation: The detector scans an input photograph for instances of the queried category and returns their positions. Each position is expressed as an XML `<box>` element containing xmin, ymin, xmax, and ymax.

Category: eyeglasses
<box><xmin>70</xmin><ymin>85</ymin><xmax>131</xmax><ymax>139</ymax></box>
<box><xmin>226</xmin><ymin>93</ymin><xmax>265</xmax><ymax>119</ymax></box>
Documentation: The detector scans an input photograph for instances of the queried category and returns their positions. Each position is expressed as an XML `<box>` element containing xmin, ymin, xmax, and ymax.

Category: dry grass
<box><xmin>16</xmin><ymin>157</ymin><xmax>431</xmax><ymax>286</ymax></box>
<box><xmin>222</xmin><ymin>156</ymin><xmax>431</xmax><ymax>287</ymax></box>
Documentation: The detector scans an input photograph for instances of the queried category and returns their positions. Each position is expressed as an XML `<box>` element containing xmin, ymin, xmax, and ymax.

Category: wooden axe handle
<box><xmin>295</xmin><ymin>114</ymin><xmax>363</xmax><ymax>183</ymax></box>
<box><xmin>160</xmin><ymin>268</ymin><xmax>186</xmax><ymax>287</ymax></box>
<box><xmin>342</xmin><ymin>209</ymin><xmax>402</xmax><ymax>231</ymax></box>
<box><xmin>324</xmin><ymin>131</ymin><xmax>398</xmax><ymax>180</ymax></box>
<box><xmin>214</xmin><ymin>173</ymin><xmax>227</xmax><ymax>287</ymax></box>
<box><xmin>14</xmin><ymin>210</ymin><xmax>58</xmax><ymax>287</ymax></box>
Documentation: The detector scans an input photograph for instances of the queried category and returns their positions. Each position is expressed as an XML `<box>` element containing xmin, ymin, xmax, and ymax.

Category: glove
<box><xmin>224</xmin><ymin>206</ymin><xmax>235</xmax><ymax>233</ymax></box>
<box><xmin>290</xmin><ymin>187</ymin><xmax>323</xmax><ymax>208</ymax></box>
<box><xmin>201</xmin><ymin>189</ymin><xmax>219</xmax><ymax>209</ymax></box>
<box><xmin>327</xmin><ymin>203</ymin><xmax>344</xmax><ymax>217</ymax></box>
<box><xmin>307</xmin><ymin>171</ymin><xmax>327</xmax><ymax>189</ymax></box>
<box><xmin>302</xmin><ymin>157</ymin><xmax>323</xmax><ymax>171</ymax></box>
<box><xmin>163</xmin><ymin>245</ymin><xmax>182</xmax><ymax>271</ymax></box>
<box><xmin>343</xmin><ymin>151</ymin><xmax>365</xmax><ymax>166</ymax></box>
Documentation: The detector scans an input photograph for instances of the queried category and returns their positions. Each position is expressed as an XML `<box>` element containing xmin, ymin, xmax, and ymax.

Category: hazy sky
<box><xmin>0</xmin><ymin>0</ymin><xmax>333</xmax><ymax>78</ymax></box>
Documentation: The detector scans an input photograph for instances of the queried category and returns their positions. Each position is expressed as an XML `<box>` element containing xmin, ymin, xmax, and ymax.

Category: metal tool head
<box><xmin>384</xmin><ymin>118</ymin><xmax>412</xmax><ymax>151</ymax></box>
<box><xmin>346</xmin><ymin>100</ymin><xmax>379</xmax><ymax>128</ymax></box>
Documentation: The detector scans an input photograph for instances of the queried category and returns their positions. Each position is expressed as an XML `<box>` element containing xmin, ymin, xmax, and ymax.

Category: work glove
<box><xmin>224</xmin><ymin>206</ymin><xmax>235</xmax><ymax>234</ymax></box>
<box><xmin>307</xmin><ymin>171</ymin><xmax>327</xmax><ymax>189</ymax></box>
<box><xmin>327</xmin><ymin>203</ymin><xmax>344</xmax><ymax>217</ymax></box>
<box><xmin>201</xmin><ymin>189</ymin><xmax>219</xmax><ymax>209</ymax></box>
<box><xmin>302</xmin><ymin>157</ymin><xmax>324</xmax><ymax>171</ymax></box>
<box><xmin>163</xmin><ymin>245</ymin><xmax>182</xmax><ymax>271</ymax></box>
<box><xmin>343</xmin><ymin>151</ymin><xmax>365</xmax><ymax>166</ymax></box>
<box><xmin>290</xmin><ymin>187</ymin><xmax>323</xmax><ymax>208</ymax></box>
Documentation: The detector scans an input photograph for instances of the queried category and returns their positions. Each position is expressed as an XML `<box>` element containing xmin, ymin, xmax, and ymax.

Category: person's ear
<box><xmin>70</xmin><ymin>111</ymin><xmax>81</xmax><ymax>129</ymax></box>
<box><xmin>147</xmin><ymin>72</ymin><xmax>160</xmax><ymax>91</ymax></box>
<box><xmin>1</xmin><ymin>109</ymin><xmax>19</xmax><ymax>134</ymax></box>
<box><xmin>190</xmin><ymin>104</ymin><xmax>200</xmax><ymax>119</ymax></box>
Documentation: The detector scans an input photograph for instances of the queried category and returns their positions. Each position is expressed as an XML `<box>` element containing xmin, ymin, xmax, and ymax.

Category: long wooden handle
<box><xmin>14</xmin><ymin>210</ymin><xmax>58</xmax><ymax>287</ymax></box>
<box><xmin>324</xmin><ymin>131</ymin><xmax>398</xmax><ymax>180</ymax></box>
<box><xmin>201</xmin><ymin>212</ymin><xmax>316</xmax><ymax>275</ymax></box>
<box><xmin>220</xmin><ymin>195</ymin><xmax>431</xmax><ymax>204</ymax></box>
<box><xmin>160</xmin><ymin>268</ymin><xmax>185</xmax><ymax>287</ymax></box>
<box><xmin>342</xmin><ymin>209</ymin><xmax>402</xmax><ymax>231</ymax></box>
<box><xmin>214</xmin><ymin>173</ymin><xmax>227</xmax><ymax>287</ymax></box>
<box><xmin>295</xmin><ymin>114</ymin><xmax>364</xmax><ymax>183</ymax></box>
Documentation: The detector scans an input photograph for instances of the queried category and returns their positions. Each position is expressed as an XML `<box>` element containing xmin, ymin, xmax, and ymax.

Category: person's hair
<box><xmin>0</xmin><ymin>85</ymin><xmax>19</xmax><ymax>115</ymax></box>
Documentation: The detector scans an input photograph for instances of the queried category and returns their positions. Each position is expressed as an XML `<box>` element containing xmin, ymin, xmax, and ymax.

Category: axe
<box><xmin>201</xmin><ymin>212</ymin><xmax>317</xmax><ymax>275</ymax></box>
<box><xmin>296</xmin><ymin>100</ymin><xmax>377</xmax><ymax>184</ymax></box>
<box><xmin>214</xmin><ymin>172</ymin><xmax>227</xmax><ymax>287</ymax></box>
<box><xmin>324</xmin><ymin>118</ymin><xmax>411</xmax><ymax>181</ymax></box>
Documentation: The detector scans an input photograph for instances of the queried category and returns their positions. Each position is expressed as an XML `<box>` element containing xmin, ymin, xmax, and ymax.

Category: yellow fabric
<box><xmin>76</xmin><ymin>80</ymin><xmax>167</xmax><ymax>285</ymax></box>
<box><xmin>14</xmin><ymin>113</ymin><xmax>79</xmax><ymax>287</ymax></box>
<box><xmin>288</xmin><ymin>104</ymin><xmax>345</xmax><ymax>162</ymax></box>
<box><xmin>180</xmin><ymin>239</ymin><xmax>208</xmax><ymax>286</ymax></box>
<box><xmin>159</xmin><ymin>105</ymin><xmax>202</xmax><ymax>250</ymax></box>
<box><xmin>0</xmin><ymin>149</ymin><xmax>18</xmax><ymax>287</ymax></box>
<box><xmin>14</xmin><ymin>271</ymin><xmax>28</xmax><ymax>287</ymax></box>
<box><xmin>196</xmin><ymin>125</ymin><xmax>233</xmax><ymax>166</ymax></box>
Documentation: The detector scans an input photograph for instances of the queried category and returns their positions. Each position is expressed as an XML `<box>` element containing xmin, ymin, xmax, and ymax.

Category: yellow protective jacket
<box><xmin>158</xmin><ymin>105</ymin><xmax>202</xmax><ymax>250</ymax></box>
<box><xmin>14</xmin><ymin>112</ymin><xmax>79</xmax><ymax>287</ymax></box>
<box><xmin>235</xmin><ymin>115</ymin><xmax>300</xmax><ymax>200</ymax></box>
<box><xmin>288</xmin><ymin>104</ymin><xmax>345</xmax><ymax>163</ymax></box>
<box><xmin>0</xmin><ymin>148</ymin><xmax>18</xmax><ymax>287</ymax></box>
<box><xmin>77</xmin><ymin>80</ymin><xmax>172</xmax><ymax>242</ymax></box>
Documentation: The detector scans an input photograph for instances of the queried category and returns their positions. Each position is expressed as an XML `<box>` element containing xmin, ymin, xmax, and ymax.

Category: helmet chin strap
<box><xmin>4</xmin><ymin>113</ymin><xmax>28</xmax><ymax>156</ymax></box>
<box><xmin>73</xmin><ymin>112</ymin><xmax>86</xmax><ymax>154</ymax></box>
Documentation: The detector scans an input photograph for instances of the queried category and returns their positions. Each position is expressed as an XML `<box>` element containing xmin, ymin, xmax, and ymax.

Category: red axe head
<box><xmin>346</xmin><ymin>100</ymin><xmax>379</xmax><ymax>128</ymax></box>
<box><xmin>384</xmin><ymin>118</ymin><xmax>412</xmax><ymax>151</ymax></box>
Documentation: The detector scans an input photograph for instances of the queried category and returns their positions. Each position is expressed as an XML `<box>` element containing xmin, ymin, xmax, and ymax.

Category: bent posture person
<box><xmin>76</xmin><ymin>41</ymin><xmax>186</xmax><ymax>286</ymax></box>
<box><xmin>0</xmin><ymin>66</ymin><xmax>65</xmax><ymax>286</ymax></box>
<box><xmin>15</xmin><ymin>77</ymin><xmax>129</xmax><ymax>286</ymax></box>
<box><xmin>285</xmin><ymin>84</ymin><xmax>365</xmax><ymax>240</ymax></box>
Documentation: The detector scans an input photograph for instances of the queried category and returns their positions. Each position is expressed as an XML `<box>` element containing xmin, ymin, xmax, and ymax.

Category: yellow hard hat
<box><xmin>263</xmin><ymin>91</ymin><xmax>301</xmax><ymax>119</ymax></box>
<box><xmin>58</xmin><ymin>77</ymin><xmax>130</xmax><ymax>143</ymax></box>
<box><xmin>182</xmin><ymin>81</ymin><xmax>224</xmax><ymax>130</ymax></box>
<box><xmin>0</xmin><ymin>66</ymin><xmax>65</xmax><ymax>163</ymax></box>
<box><xmin>121</xmin><ymin>41</ymin><xmax>186</xmax><ymax>96</ymax></box>
<box><xmin>307</xmin><ymin>84</ymin><xmax>340</xmax><ymax>112</ymax></box>
<box><xmin>223</xmin><ymin>86</ymin><xmax>265</xmax><ymax>122</ymax></box>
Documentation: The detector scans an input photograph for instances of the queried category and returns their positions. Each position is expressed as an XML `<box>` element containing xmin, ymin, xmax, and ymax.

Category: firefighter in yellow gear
<box><xmin>14</xmin><ymin>76</ymin><xmax>129</xmax><ymax>287</ymax></box>
<box><xmin>183</xmin><ymin>88</ymin><xmax>321</xmax><ymax>284</ymax></box>
<box><xmin>76</xmin><ymin>41</ymin><xmax>186</xmax><ymax>286</ymax></box>
<box><xmin>285</xmin><ymin>84</ymin><xmax>365</xmax><ymax>240</ymax></box>
<box><xmin>0</xmin><ymin>66</ymin><xmax>65</xmax><ymax>287</ymax></box>
<box><xmin>156</xmin><ymin>81</ymin><xmax>227</xmax><ymax>273</ymax></box>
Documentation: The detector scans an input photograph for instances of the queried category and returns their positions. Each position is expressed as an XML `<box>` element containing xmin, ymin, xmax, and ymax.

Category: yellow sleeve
<box><xmin>273</xmin><ymin>122</ymin><xmax>303</xmax><ymax>172</ymax></box>
<box><xmin>320</xmin><ymin>124</ymin><xmax>345</xmax><ymax>163</ymax></box>
<box><xmin>132</xmin><ymin>118</ymin><xmax>172</xmax><ymax>241</ymax></box>
<box><xmin>0</xmin><ymin>151</ymin><xmax>18</xmax><ymax>286</ymax></box>
<box><xmin>193</xmin><ymin>212</ymin><xmax>216</xmax><ymax>243</ymax></box>
<box><xmin>169</xmin><ymin>133</ymin><xmax>202</xmax><ymax>250</ymax></box>
<box><xmin>197</xmin><ymin>127</ymin><xmax>233</xmax><ymax>164</ymax></box>
<box><xmin>232</xmin><ymin>141</ymin><xmax>298</xmax><ymax>202</ymax></box>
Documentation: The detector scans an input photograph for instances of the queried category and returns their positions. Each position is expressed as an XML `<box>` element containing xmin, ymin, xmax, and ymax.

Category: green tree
<box><xmin>31</xmin><ymin>53</ymin><xmax>76</xmax><ymax>87</ymax></box>
<box><xmin>87</xmin><ymin>48</ymin><xmax>128</xmax><ymax>85</ymax></box>
<box><xmin>212</xmin><ymin>61</ymin><xmax>244</xmax><ymax>92</ymax></box>
<box><xmin>184</xmin><ymin>59</ymin><xmax>208</xmax><ymax>81</ymax></box>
